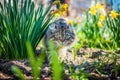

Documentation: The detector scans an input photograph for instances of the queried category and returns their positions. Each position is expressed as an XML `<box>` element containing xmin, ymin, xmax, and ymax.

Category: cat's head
<box><xmin>48</xmin><ymin>17</ymin><xmax>76</xmax><ymax>46</ymax></box>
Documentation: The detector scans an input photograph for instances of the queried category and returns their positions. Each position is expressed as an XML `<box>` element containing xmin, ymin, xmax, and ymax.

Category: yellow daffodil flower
<box><xmin>60</xmin><ymin>11</ymin><xmax>66</xmax><ymax>15</ymax></box>
<box><xmin>58</xmin><ymin>4</ymin><xmax>68</xmax><ymax>16</ymax></box>
<box><xmin>53</xmin><ymin>9</ymin><xmax>59</xmax><ymax>14</ymax></box>
<box><xmin>68</xmin><ymin>19</ymin><xmax>73</xmax><ymax>25</ymax></box>
<box><xmin>54</xmin><ymin>13</ymin><xmax>60</xmax><ymax>17</ymax></box>
<box><xmin>96</xmin><ymin>3</ymin><xmax>104</xmax><ymax>10</ymax></box>
<box><xmin>60</xmin><ymin>4</ymin><xmax>68</xmax><ymax>12</ymax></box>
<box><xmin>53</xmin><ymin>10</ymin><xmax>60</xmax><ymax>17</ymax></box>
<box><xmin>90</xmin><ymin>5</ymin><xmax>96</xmax><ymax>15</ymax></box>
<box><xmin>97</xmin><ymin>21</ymin><xmax>102</xmax><ymax>27</ymax></box>
<box><xmin>99</xmin><ymin>14</ymin><xmax>105</xmax><ymax>21</ymax></box>
<box><xmin>63</xmin><ymin>4</ymin><xmax>68</xmax><ymax>9</ymax></box>
<box><xmin>110</xmin><ymin>10</ymin><xmax>119</xmax><ymax>19</ymax></box>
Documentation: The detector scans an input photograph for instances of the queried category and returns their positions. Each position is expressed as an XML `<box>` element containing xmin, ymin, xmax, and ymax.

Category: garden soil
<box><xmin>0</xmin><ymin>48</ymin><xmax>120</xmax><ymax>80</ymax></box>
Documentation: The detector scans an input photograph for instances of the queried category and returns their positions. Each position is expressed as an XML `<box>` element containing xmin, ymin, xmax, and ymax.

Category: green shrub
<box><xmin>0</xmin><ymin>0</ymin><xmax>53</xmax><ymax>59</ymax></box>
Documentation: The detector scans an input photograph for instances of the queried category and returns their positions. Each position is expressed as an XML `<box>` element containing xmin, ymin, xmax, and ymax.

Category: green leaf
<box><xmin>48</xmin><ymin>41</ymin><xmax>64</xmax><ymax>80</ymax></box>
<box><xmin>12</xmin><ymin>66</ymin><xmax>26</xmax><ymax>80</ymax></box>
<box><xmin>0</xmin><ymin>0</ymin><xmax>53</xmax><ymax>59</ymax></box>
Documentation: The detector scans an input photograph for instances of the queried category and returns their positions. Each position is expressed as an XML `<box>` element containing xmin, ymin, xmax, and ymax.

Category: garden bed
<box><xmin>0</xmin><ymin>48</ymin><xmax>120</xmax><ymax>80</ymax></box>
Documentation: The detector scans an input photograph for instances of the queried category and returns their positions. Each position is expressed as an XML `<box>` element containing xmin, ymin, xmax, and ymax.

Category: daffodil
<box><xmin>53</xmin><ymin>10</ymin><xmax>60</xmax><ymax>17</ymax></box>
<box><xmin>54</xmin><ymin>13</ymin><xmax>61</xmax><ymax>17</ymax></box>
<box><xmin>110</xmin><ymin>10</ymin><xmax>119</xmax><ymax>19</ymax></box>
<box><xmin>96</xmin><ymin>3</ymin><xmax>104</xmax><ymax>10</ymax></box>
<box><xmin>97</xmin><ymin>21</ymin><xmax>102</xmax><ymax>27</ymax></box>
<box><xmin>99</xmin><ymin>14</ymin><xmax>105</xmax><ymax>21</ymax></box>
<box><xmin>90</xmin><ymin>5</ymin><xmax>96</xmax><ymax>15</ymax></box>
<box><xmin>58</xmin><ymin>4</ymin><xmax>68</xmax><ymax>16</ymax></box>
<box><xmin>68</xmin><ymin>19</ymin><xmax>73</xmax><ymax>25</ymax></box>
<box><xmin>60</xmin><ymin>11</ymin><xmax>66</xmax><ymax>15</ymax></box>
<box><xmin>53</xmin><ymin>9</ymin><xmax>59</xmax><ymax>14</ymax></box>
<box><xmin>60</xmin><ymin>4</ymin><xmax>68</xmax><ymax>12</ymax></box>
<box><xmin>63</xmin><ymin>4</ymin><xmax>68</xmax><ymax>9</ymax></box>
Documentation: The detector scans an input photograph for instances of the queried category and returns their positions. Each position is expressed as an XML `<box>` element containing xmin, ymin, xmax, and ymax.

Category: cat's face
<box><xmin>48</xmin><ymin>18</ymin><xmax>75</xmax><ymax>46</ymax></box>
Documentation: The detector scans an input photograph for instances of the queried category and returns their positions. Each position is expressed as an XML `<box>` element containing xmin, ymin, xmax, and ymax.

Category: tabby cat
<box><xmin>44</xmin><ymin>17</ymin><xmax>76</xmax><ymax>60</ymax></box>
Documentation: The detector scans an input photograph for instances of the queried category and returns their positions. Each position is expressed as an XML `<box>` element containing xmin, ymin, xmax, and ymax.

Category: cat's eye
<box><xmin>67</xmin><ymin>25</ymin><xmax>69</xmax><ymax>28</ymax></box>
<box><xmin>55</xmin><ymin>25</ymin><xmax>57</xmax><ymax>29</ymax></box>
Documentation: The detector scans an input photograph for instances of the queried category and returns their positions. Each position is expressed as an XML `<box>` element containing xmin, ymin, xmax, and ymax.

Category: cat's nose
<box><xmin>60</xmin><ymin>38</ymin><xmax>64</xmax><ymax>42</ymax></box>
<box><xmin>61</xmin><ymin>26</ymin><xmax>64</xmax><ymax>28</ymax></box>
